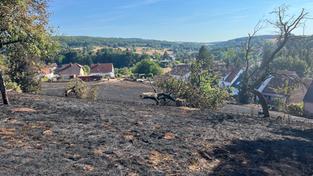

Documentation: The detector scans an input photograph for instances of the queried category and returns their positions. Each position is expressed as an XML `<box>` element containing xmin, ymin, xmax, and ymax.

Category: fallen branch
<box><xmin>140</xmin><ymin>92</ymin><xmax>180</xmax><ymax>106</ymax></box>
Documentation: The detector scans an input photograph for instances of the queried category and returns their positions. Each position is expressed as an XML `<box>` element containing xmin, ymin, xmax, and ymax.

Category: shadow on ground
<box><xmin>206</xmin><ymin>128</ymin><xmax>313</xmax><ymax>176</ymax></box>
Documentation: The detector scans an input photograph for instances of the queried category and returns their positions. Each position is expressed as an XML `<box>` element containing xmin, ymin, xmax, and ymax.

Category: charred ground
<box><xmin>0</xmin><ymin>81</ymin><xmax>312</xmax><ymax>175</ymax></box>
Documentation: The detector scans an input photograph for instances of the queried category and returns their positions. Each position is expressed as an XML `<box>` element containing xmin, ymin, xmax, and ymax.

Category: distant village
<box><xmin>40</xmin><ymin>63</ymin><xmax>115</xmax><ymax>81</ymax></box>
<box><xmin>40</xmin><ymin>59</ymin><xmax>313</xmax><ymax>118</ymax></box>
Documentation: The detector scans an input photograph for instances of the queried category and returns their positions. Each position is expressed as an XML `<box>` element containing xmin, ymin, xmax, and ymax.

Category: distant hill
<box><xmin>210</xmin><ymin>35</ymin><xmax>276</xmax><ymax>49</ymax></box>
<box><xmin>54</xmin><ymin>36</ymin><xmax>204</xmax><ymax>51</ymax></box>
<box><xmin>55</xmin><ymin>35</ymin><xmax>313</xmax><ymax>53</ymax></box>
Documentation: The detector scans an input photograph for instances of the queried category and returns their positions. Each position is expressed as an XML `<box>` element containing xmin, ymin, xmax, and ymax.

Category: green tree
<box><xmin>83</xmin><ymin>65</ymin><xmax>91</xmax><ymax>75</ymax></box>
<box><xmin>162</xmin><ymin>51</ymin><xmax>171</xmax><ymax>60</ymax></box>
<box><xmin>0</xmin><ymin>0</ymin><xmax>58</xmax><ymax>103</ymax></box>
<box><xmin>197</xmin><ymin>46</ymin><xmax>213</xmax><ymax>70</ymax></box>
<box><xmin>238</xmin><ymin>6</ymin><xmax>308</xmax><ymax>117</ymax></box>
<box><xmin>133</xmin><ymin>60</ymin><xmax>162</xmax><ymax>76</ymax></box>
<box><xmin>117</xmin><ymin>67</ymin><xmax>132</xmax><ymax>77</ymax></box>
<box><xmin>271</xmin><ymin>56</ymin><xmax>307</xmax><ymax>77</ymax></box>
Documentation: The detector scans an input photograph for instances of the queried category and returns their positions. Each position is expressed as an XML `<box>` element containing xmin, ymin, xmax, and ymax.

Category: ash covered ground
<box><xmin>0</xmin><ymin>80</ymin><xmax>312</xmax><ymax>175</ymax></box>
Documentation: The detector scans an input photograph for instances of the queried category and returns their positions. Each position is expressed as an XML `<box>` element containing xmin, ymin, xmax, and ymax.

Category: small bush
<box><xmin>272</xmin><ymin>98</ymin><xmax>286</xmax><ymax>112</ymax></box>
<box><xmin>89</xmin><ymin>86</ymin><xmax>99</xmax><ymax>100</ymax></box>
<box><xmin>66</xmin><ymin>78</ymin><xmax>88</xmax><ymax>99</ymax></box>
<box><xmin>287</xmin><ymin>103</ymin><xmax>304</xmax><ymax>116</ymax></box>
<box><xmin>117</xmin><ymin>67</ymin><xmax>132</xmax><ymax>77</ymax></box>
<box><xmin>40</xmin><ymin>76</ymin><xmax>49</xmax><ymax>82</ymax></box>
<box><xmin>156</xmin><ymin>76</ymin><xmax>228</xmax><ymax>110</ymax></box>
<box><xmin>66</xmin><ymin>79</ymin><xmax>99</xmax><ymax>100</ymax></box>
<box><xmin>5</xmin><ymin>81</ymin><xmax>22</xmax><ymax>93</ymax></box>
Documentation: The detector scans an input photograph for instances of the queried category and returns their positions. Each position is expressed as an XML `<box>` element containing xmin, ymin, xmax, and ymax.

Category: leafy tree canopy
<box><xmin>0</xmin><ymin>0</ymin><xmax>59</xmax><ymax>93</ymax></box>
<box><xmin>197</xmin><ymin>46</ymin><xmax>213</xmax><ymax>69</ymax></box>
<box><xmin>0</xmin><ymin>0</ymin><xmax>58</xmax><ymax>57</ymax></box>
<box><xmin>133</xmin><ymin>60</ymin><xmax>162</xmax><ymax>76</ymax></box>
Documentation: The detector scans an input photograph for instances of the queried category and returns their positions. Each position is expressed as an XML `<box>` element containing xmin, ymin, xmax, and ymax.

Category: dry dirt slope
<box><xmin>0</xmin><ymin>92</ymin><xmax>313</xmax><ymax>175</ymax></box>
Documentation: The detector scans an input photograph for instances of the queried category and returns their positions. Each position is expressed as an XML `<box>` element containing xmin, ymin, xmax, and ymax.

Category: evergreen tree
<box><xmin>197</xmin><ymin>46</ymin><xmax>213</xmax><ymax>70</ymax></box>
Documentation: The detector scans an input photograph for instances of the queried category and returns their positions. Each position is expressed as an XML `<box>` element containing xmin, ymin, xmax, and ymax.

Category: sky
<box><xmin>49</xmin><ymin>0</ymin><xmax>313</xmax><ymax>42</ymax></box>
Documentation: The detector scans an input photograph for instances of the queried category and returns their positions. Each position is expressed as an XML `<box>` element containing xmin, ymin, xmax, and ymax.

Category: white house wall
<box><xmin>230</xmin><ymin>69</ymin><xmax>244</xmax><ymax>85</ymax></box>
<box><xmin>257</xmin><ymin>76</ymin><xmax>273</xmax><ymax>93</ymax></box>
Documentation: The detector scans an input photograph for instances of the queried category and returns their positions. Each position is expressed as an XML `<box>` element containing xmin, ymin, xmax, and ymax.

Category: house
<box><xmin>212</xmin><ymin>60</ymin><xmax>228</xmax><ymax>77</ymax></box>
<box><xmin>220</xmin><ymin>68</ymin><xmax>244</xmax><ymax>95</ymax></box>
<box><xmin>221</xmin><ymin>68</ymin><xmax>244</xmax><ymax>87</ymax></box>
<box><xmin>304</xmin><ymin>81</ymin><xmax>313</xmax><ymax>118</ymax></box>
<box><xmin>170</xmin><ymin>64</ymin><xmax>191</xmax><ymax>81</ymax></box>
<box><xmin>257</xmin><ymin>71</ymin><xmax>307</xmax><ymax>105</ymax></box>
<box><xmin>159</xmin><ymin>59</ymin><xmax>172</xmax><ymax>68</ymax></box>
<box><xmin>57</xmin><ymin>63</ymin><xmax>85</xmax><ymax>80</ymax></box>
<box><xmin>90</xmin><ymin>63</ymin><xmax>115</xmax><ymax>78</ymax></box>
<box><xmin>38</xmin><ymin>64</ymin><xmax>57</xmax><ymax>80</ymax></box>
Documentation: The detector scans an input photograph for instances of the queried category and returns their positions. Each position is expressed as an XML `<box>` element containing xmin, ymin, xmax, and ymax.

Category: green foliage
<box><xmin>190</xmin><ymin>61</ymin><xmax>202</xmax><ymax>87</ymax></box>
<box><xmin>55</xmin><ymin>36</ymin><xmax>202</xmax><ymax>51</ymax></box>
<box><xmin>272</xmin><ymin>98</ymin><xmax>287</xmax><ymax>112</ymax></box>
<box><xmin>133</xmin><ymin>60</ymin><xmax>162</xmax><ymax>76</ymax></box>
<box><xmin>7</xmin><ymin>49</ymin><xmax>43</xmax><ymax>93</ymax></box>
<box><xmin>197</xmin><ymin>46</ymin><xmax>213</xmax><ymax>69</ymax></box>
<box><xmin>0</xmin><ymin>0</ymin><xmax>59</xmax><ymax>93</ymax></box>
<box><xmin>198</xmin><ymin>76</ymin><xmax>229</xmax><ymax>109</ymax></box>
<box><xmin>66</xmin><ymin>78</ymin><xmax>99</xmax><ymax>100</ymax></box>
<box><xmin>287</xmin><ymin>103</ymin><xmax>304</xmax><ymax>117</ymax></box>
<box><xmin>0</xmin><ymin>0</ymin><xmax>58</xmax><ymax>57</ymax></box>
<box><xmin>156</xmin><ymin>76</ymin><xmax>228</xmax><ymax>109</ymax></box>
<box><xmin>271</xmin><ymin>56</ymin><xmax>308</xmax><ymax>77</ymax></box>
<box><xmin>117</xmin><ymin>67</ymin><xmax>132</xmax><ymax>77</ymax></box>
<box><xmin>158</xmin><ymin>51</ymin><xmax>228</xmax><ymax>109</ymax></box>
<box><xmin>221</xmin><ymin>48</ymin><xmax>246</xmax><ymax>68</ymax></box>
<box><xmin>5</xmin><ymin>81</ymin><xmax>22</xmax><ymax>93</ymax></box>
<box><xmin>40</xmin><ymin>76</ymin><xmax>50</xmax><ymax>82</ymax></box>
<box><xmin>66</xmin><ymin>78</ymin><xmax>89</xmax><ymax>99</ymax></box>
<box><xmin>83</xmin><ymin>65</ymin><xmax>91</xmax><ymax>75</ymax></box>
<box><xmin>89</xmin><ymin>86</ymin><xmax>99</xmax><ymax>101</ymax></box>
<box><xmin>162</xmin><ymin>51</ymin><xmax>171</xmax><ymax>60</ymax></box>
<box><xmin>56</xmin><ymin>48</ymin><xmax>145</xmax><ymax>69</ymax></box>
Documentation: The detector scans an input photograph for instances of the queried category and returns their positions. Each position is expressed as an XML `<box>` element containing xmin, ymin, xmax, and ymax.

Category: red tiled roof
<box><xmin>58</xmin><ymin>64</ymin><xmax>83</xmax><ymax>75</ymax></box>
<box><xmin>90</xmin><ymin>63</ymin><xmax>113</xmax><ymax>74</ymax></box>
<box><xmin>40</xmin><ymin>67</ymin><xmax>51</xmax><ymax>75</ymax></box>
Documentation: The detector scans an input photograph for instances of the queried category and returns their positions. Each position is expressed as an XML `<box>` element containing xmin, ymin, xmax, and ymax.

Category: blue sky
<box><xmin>49</xmin><ymin>0</ymin><xmax>313</xmax><ymax>42</ymax></box>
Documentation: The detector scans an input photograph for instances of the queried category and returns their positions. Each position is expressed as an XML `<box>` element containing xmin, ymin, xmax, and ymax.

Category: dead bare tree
<box><xmin>239</xmin><ymin>6</ymin><xmax>309</xmax><ymax>117</ymax></box>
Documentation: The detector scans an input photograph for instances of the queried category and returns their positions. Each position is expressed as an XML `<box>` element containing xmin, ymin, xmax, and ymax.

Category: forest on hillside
<box><xmin>55</xmin><ymin>36</ymin><xmax>203</xmax><ymax>51</ymax></box>
<box><xmin>53</xmin><ymin>35</ymin><xmax>313</xmax><ymax>77</ymax></box>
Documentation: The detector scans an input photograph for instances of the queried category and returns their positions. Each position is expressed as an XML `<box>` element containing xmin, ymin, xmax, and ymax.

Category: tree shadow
<box><xmin>274</xmin><ymin>128</ymin><xmax>313</xmax><ymax>142</ymax></box>
<box><xmin>207</xmin><ymin>128</ymin><xmax>313</xmax><ymax>176</ymax></box>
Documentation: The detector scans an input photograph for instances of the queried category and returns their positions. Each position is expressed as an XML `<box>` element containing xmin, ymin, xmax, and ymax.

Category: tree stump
<box><xmin>0</xmin><ymin>72</ymin><xmax>9</xmax><ymax>105</ymax></box>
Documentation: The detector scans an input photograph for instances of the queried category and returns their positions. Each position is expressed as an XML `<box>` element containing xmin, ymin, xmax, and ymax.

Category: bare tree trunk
<box><xmin>252</xmin><ymin>89</ymin><xmax>269</xmax><ymax>117</ymax></box>
<box><xmin>0</xmin><ymin>72</ymin><xmax>9</xmax><ymax>105</ymax></box>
